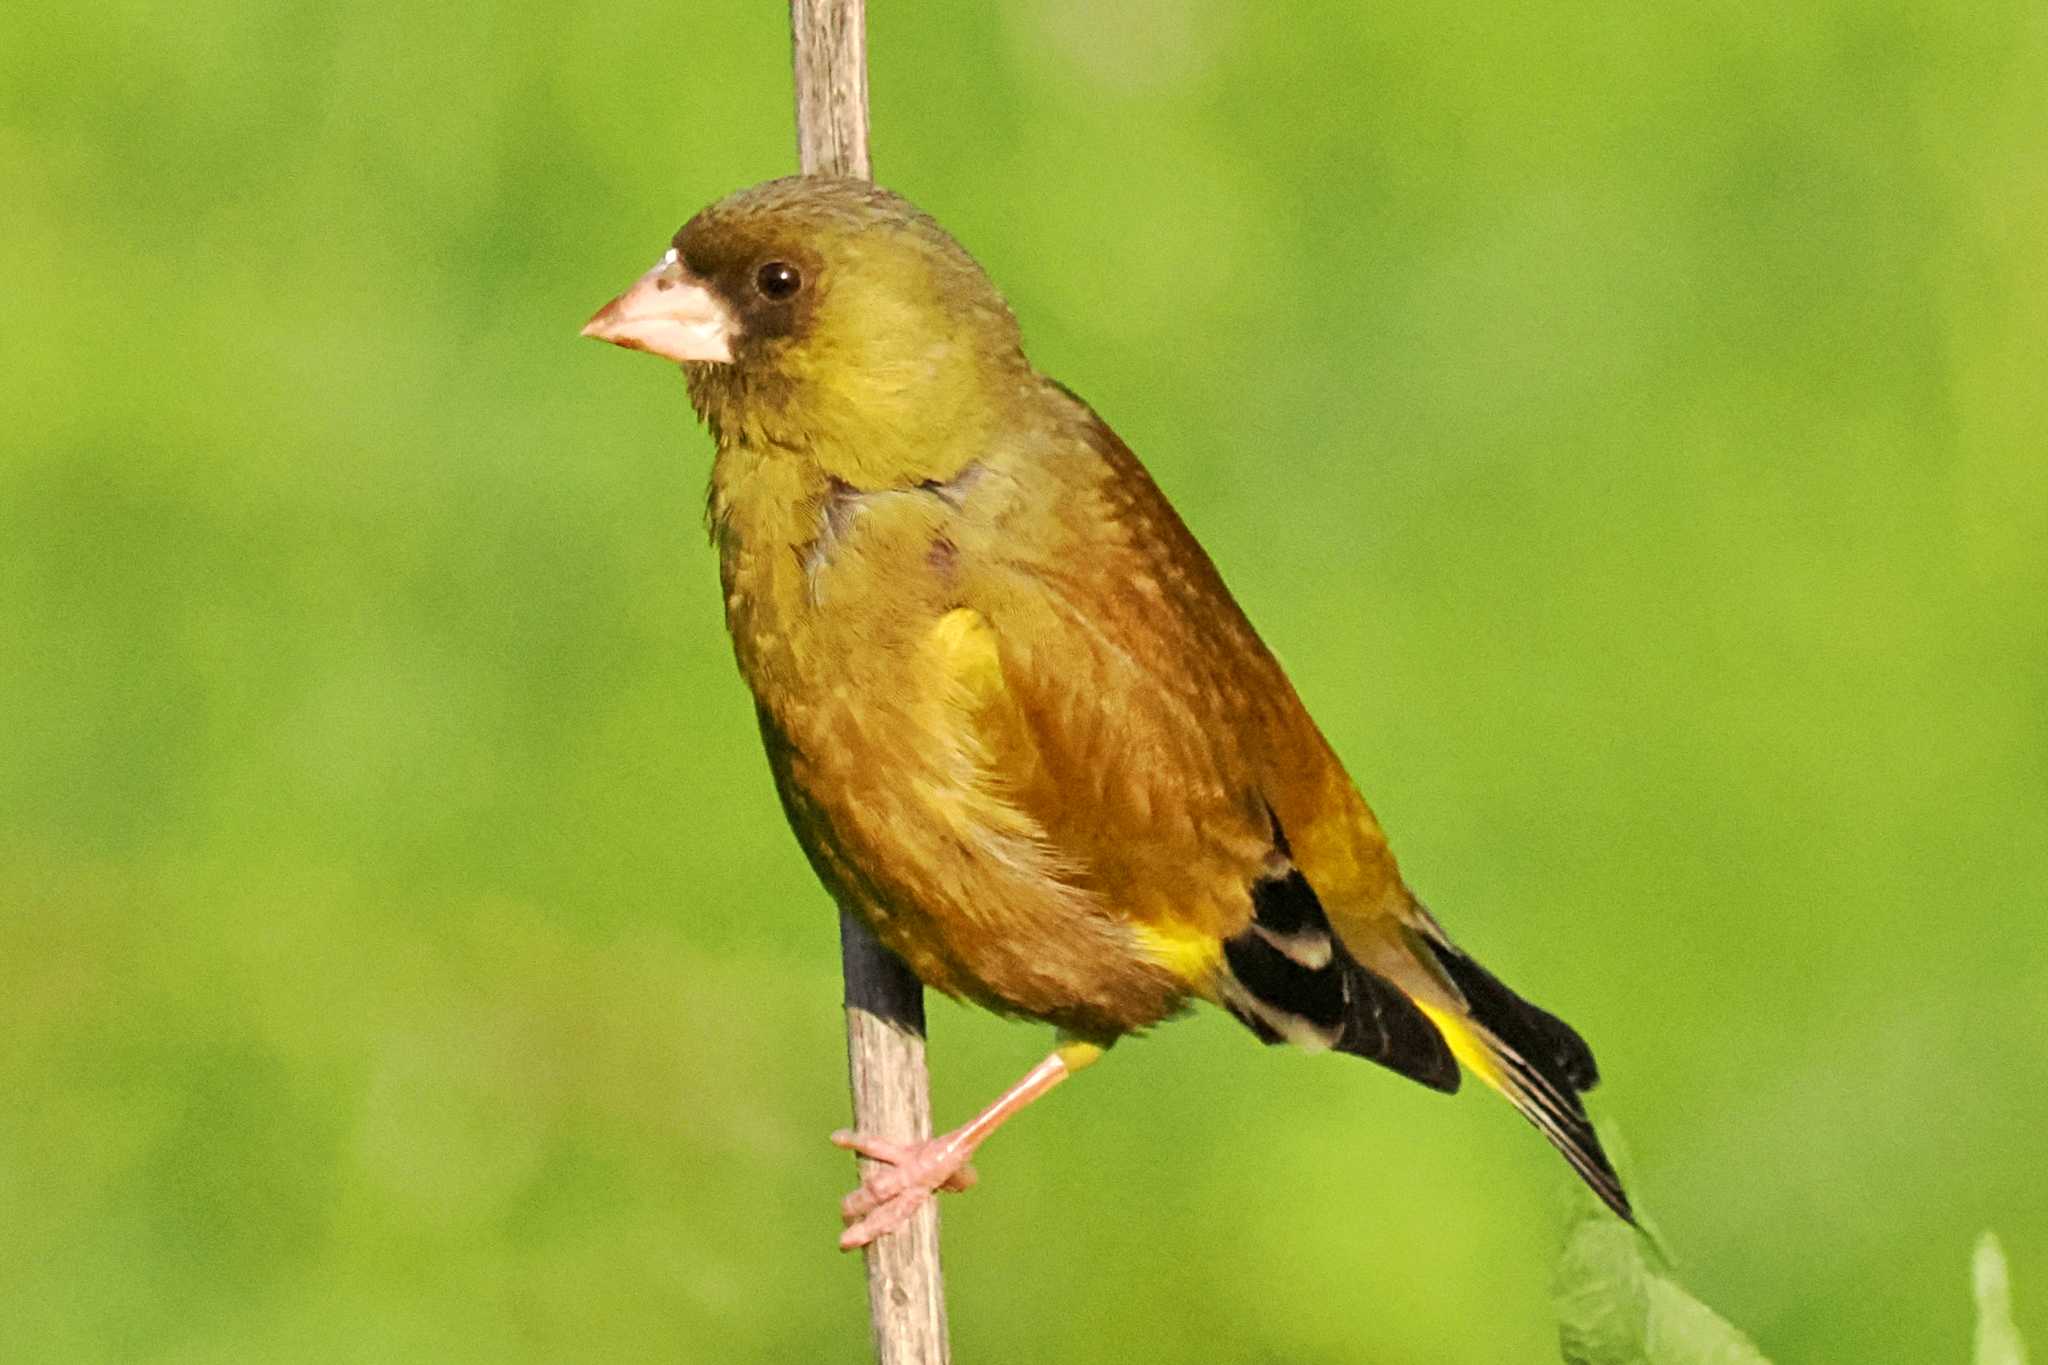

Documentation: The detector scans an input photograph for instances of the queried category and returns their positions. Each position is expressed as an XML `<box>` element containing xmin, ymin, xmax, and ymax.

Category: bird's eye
<box><xmin>755</xmin><ymin>261</ymin><xmax>802</xmax><ymax>300</ymax></box>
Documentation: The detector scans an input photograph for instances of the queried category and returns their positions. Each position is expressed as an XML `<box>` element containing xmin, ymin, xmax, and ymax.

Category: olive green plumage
<box><xmin>585</xmin><ymin>175</ymin><xmax>1632</xmax><ymax>1229</ymax></box>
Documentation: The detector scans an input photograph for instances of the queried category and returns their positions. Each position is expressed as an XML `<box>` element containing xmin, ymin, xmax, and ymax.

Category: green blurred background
<box><xmin>4</xmin><ymin>1</ymin><xmax>2043</xmax><ymax>1360</ymax></box>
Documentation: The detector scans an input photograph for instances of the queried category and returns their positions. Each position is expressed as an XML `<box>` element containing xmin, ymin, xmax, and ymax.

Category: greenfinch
<box><xmin>583</xmin><ymin>176</ymin><xmax>1630</xmax><ymax>1248</ymax></box>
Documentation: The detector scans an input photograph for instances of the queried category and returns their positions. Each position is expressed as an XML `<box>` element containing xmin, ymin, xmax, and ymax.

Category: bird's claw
<box><xmin>829</xmin><ymin>1128</ymin><xmax>979</xmax><ymax>1250</ymax></box>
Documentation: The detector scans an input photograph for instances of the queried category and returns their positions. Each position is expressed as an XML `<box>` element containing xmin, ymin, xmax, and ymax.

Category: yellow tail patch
<box><xmin>1416</xmin><ymin>1001</ymin><xmax>1503</xmax><ymax>1091</ymax></box>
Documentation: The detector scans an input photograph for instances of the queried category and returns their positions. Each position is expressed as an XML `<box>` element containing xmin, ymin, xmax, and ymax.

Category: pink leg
<box><xmin>831</xmin><ymin>1048</ymin><xmax>1083</xmax><ymax>1250</ymax></box>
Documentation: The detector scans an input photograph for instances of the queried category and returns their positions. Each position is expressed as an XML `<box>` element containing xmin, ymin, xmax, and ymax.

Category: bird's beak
<box><xmin>580</xmin><ymin>249</ymin><xmax>736</xmax><ymax>364</ymax></box>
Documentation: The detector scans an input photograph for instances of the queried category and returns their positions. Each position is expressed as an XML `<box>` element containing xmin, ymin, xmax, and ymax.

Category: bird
<box><xmin>582</xmin><ymin>175</ymin><xmax>1631</xmax><ymax>1249</ymax></box>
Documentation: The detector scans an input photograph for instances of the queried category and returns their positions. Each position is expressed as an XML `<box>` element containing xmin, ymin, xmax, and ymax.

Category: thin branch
<box><xmin>792</xmin><ymin>0</ymin><xmax>871</xmax><ymax>179</ymax></box>
<box><xmin>787</xmin><ymin>4</ymin><xmax>950</xmax><ymax>1362</ymax></box>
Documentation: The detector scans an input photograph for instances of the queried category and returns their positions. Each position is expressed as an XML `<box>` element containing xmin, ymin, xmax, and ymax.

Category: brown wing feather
<box><xmin>950</xmin><ymin>397</ymin><xmax>1463</xmax><ymax>1091</ymax></box>
<box><xmin>969</xmin><ymin>394</ymin><xmax>1412</xmax><ymax>931</ymax></box>
<box><xmin>936</xmin><ymin>392</ymin><xmax>1448</xmax><ymax>1008</ymax></box>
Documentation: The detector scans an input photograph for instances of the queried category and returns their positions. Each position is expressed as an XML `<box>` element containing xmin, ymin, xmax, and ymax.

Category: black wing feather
<box><xmin>1220</xmin><ymin>816</ymin><xmax>1459</xmax><ymax>1093</ymax></box>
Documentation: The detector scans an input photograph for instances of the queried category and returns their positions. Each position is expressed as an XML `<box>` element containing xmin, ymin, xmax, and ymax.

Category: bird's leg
<box><xmin>831</xmin><ymin>1036</ymin><xmax>1104</xmax><ymax>1250</ymax></box>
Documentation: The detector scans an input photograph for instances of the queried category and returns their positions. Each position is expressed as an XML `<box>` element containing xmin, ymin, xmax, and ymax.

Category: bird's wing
<box><xmin>947</xmin><ymin>402</ymin><xmax>1459</xmax><ymax>1087</ymax></box>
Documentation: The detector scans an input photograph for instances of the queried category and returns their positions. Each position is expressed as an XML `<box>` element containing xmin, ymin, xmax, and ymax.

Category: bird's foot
<box><xmin>829</xmin><ymin>1128</ymin><xmax>980</xmax><ymax>1250</ymax></box>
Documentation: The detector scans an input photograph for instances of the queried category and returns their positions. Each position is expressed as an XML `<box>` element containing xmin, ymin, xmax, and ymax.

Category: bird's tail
<box><xmin>1410</xmin><ymin>929</ymin><xmax>1634</xmax><ymax>1222</ymax></box>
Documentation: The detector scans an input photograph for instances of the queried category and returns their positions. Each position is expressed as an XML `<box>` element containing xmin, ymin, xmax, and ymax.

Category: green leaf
<box><xmin>1975</xmin><ymin>1232</ymin><xmax>2030</xmax><ymax>1365</ymax></box>
<box><xmin>1554</xmin><ymin>1129</ymin><xmax>1771</xmax><ymax>1365</ymax></box>
<box><xmin>1555</xmin><ymin>1215</ymin><xmax>1651</xmax><ymax>1364</ymax></box>
<box><xmin>1639</xmin><ymin>1275</ymin><xmax>1774</xmax><ymax>1365</ymax></box>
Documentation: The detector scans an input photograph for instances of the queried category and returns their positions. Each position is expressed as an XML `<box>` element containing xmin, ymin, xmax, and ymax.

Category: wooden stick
<box><xmin>792</xmin><ymin>0</ymin><xmax>872</xmax><ymax>179</ymax></box>
<box><xmin>787</xmin><ymin>6</ymin><xmax>951</xmax><ymax>1361</ymax></box>
<box><xmin>834</xmin><ymin>909</ymin><xmax>948</xmax><ymax>1364</ymax></box>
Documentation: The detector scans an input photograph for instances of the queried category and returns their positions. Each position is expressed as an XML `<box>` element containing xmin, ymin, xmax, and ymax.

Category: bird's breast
<box><xmin>708</xmin><ymin>451</ymin><xmax>1191</xmax><ymax>1033</ymax></box>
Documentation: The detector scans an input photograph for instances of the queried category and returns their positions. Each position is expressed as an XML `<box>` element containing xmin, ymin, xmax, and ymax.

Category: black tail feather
<box><xmin>1426</xmin><ymin>937</ymin><xmax>1601</xmax><ymax>1091</ymax></box>
<box><xmin>1423</xmin><ymin>935</ymin><xmax>1633</xmax><ymax>1222</ymax></box>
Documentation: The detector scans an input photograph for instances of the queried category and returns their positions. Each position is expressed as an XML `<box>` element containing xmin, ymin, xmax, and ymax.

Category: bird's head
<box><xmin>583</xmin><ymin>176</ymin><xmax>1030</xmax><ymax>484</ymax></box>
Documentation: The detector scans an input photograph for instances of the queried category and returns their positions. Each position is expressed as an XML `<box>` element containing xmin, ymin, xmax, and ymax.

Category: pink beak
<box><xmin>581</xmin><ymin>249</ymin><xmax>736</xmax><ymax>363</ymax></box>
